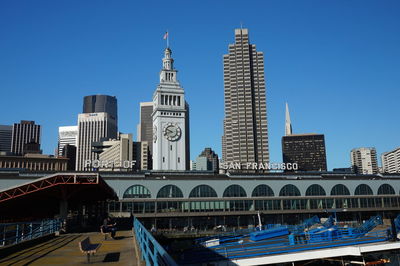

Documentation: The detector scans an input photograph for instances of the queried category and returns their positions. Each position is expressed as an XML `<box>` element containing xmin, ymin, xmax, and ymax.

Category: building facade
<box><xmin>0</xmin><ymin>154</ymin><xmax>68</xmax><ymax>171</ymax></box>
<box><xmin>75</xmin><ymin>112</ymin><xmax>117</xmax><ymax>171</ymax></box>
<box><xmin>381</xmin><ymin>147</ymin><xmax>400</xmax><ymax>174</ymax></box>
<box><xmin>58</xmin><ymin>126</ymin><xmax>78</xmax><ymax>156</ymax></box>
<box><xmin>194</xmin><ymin>147</ymin><xmax>219</xmax><ymax>171</ymax></box>
<box><xmin>137</xmin><ymin>102</ymin><xmax>153</xmax><ymax>170</ymax></box>
<box><xmin>152</xmin><ymin>47</ymin><xmax>190</xmax><ymax>170</ymax></box>
<box><xmin>222</xmin><ymin>28</ymin><xmax>269</xmax><ymax>166</ymax></box>
<box><xmin>282</xmin><ymin>134</ymin><xmax>327</xmax><ymax>172</ymax></box>
<box><xmin>83</xmin><ymin>95</ymin><xmax>118</xmax><ymax>122</ymax></box>
<box><xmin>0</xmin><ymin>125</ymin><xmax>12</xmax><ymax>153</ymax></box>
<box><xmin>351</xmin><ymin>147</ymin><xmax>378</xmax><ymax>174</ymax></box>
<box><xmin>11</xmin><ymin>121</ymin><xmax>41</xmax><ymax>156</ymax></box>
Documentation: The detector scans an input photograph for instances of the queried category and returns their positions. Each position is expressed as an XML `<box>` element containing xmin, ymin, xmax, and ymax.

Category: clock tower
<box><xmin>152</xmin><ymin>47</ymin><xmax>190</xmax><ymax>170</ymax></box>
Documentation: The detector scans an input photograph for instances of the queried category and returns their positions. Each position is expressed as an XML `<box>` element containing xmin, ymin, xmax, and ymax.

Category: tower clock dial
<box><xmin>163</xmin><ymin>123</ymin><xmax>181</xmax><ymax>141</ymax></box>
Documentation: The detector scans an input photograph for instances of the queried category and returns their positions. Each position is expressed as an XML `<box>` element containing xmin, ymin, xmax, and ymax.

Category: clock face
<box><xmin>163</xmin><ymin>123</ymin><xmax>181</xmax><ymax>141</ymax></box>
<box><xmin>153</xmin><ymin>125</ymin><xmax>157</xmax><ymax>143</ymax></box>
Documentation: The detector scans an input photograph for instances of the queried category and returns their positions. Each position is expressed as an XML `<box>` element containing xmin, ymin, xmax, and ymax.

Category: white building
<box><xmin>350</xmin><ymin>147</ymin><xmax>378</xmax><ymax>174</ymax></box>
<box><xmin>58</xmin><ymin>126</ymin><xmax>78</xmax><ymax>156</ymax></box>
<box><xmin>75</xmin><ymin>112</ymin><xmax>117</xmax><ymax>171</ymax></box>
<box><xmin>152</xmin><ymin>47</ymin><xmax>190</xmax><ymax>170</ymax></box>
<box><xmin>382</xmin><ymin>147</ymin><xmax>400</xmax><ymax>174</ymax></box>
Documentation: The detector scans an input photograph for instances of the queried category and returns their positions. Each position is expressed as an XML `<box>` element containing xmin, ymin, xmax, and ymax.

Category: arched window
<box><xmin>223</xmin><ymin>185</ymin><xmax>246</xmax><ymax>197</ymax></box>
<box><xmin>355</xmin><ymin>184</ymin><xmax>373</xmax><ymax>195</ymax></box>
<box><xmin>330</xmin><ymin>184</ymin><xmax>350</xmax><ymax>195</ymax></box>
<box><xmin>306</xmin><ymin>184</ymin><xmax>326</xmax><ymax>196</ymax></box>
<box><xmin>252</xmin><ymin>185</ymin><xmax>274</xmax><ymax>197</ymax></box>
<box><xmin>123</xmin><ymin>185</ymin><xmax>151</xmax><ymax>198</ymax></box>
<box><xmin>377</xmin><ymin>184</ymin><xmax>395</xmax><ymax>195</ymax></box>
<box><xmin>157</xmin><ymin>185</ymin><xmax>183</xmax><ymax>198</ymax></box>
<box><xmin>279</xmin><ymin>185</ymin><xmax>301</xmax><ymax>197</ymax></box>
<box><xmin>189</xmin><ymin>185</ymin><xmax>217</xmax><ymax>198</ymax></box>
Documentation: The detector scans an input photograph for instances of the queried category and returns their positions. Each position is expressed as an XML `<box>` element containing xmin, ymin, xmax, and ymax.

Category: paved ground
<box><xmin>0</xmin><ymin>230</ymin><xmax>143</xmax><ymax>266</ymax></box>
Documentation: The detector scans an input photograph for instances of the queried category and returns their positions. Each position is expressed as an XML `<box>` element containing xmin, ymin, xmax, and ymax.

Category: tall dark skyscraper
<box><xmin>137</xmin><ymin>102</ymin><xmax>153</xmax><ymax>170</ymax></box>
<box><xmin>83</xmin><ymin>95</ymin><xmax>118</xmax><ymax>122</ymax></box>
<box><xmin>222</xmin><ymin>28</ymin><xmax>269</xmax><ymax>166</ymax></box>
<box><xmin>0</xmin><ymin>125</ymin><xmax>12</xmax><ymax>153</ymax></box>
<box><xmin>282</xmin><ymin>134</ymin><xmax>327</xmax><ymax>172</ymax></box>
<box><xmin>11</xmin><ymin>121</ymin><xmax>41</xmax><ymax>155</ymax></box>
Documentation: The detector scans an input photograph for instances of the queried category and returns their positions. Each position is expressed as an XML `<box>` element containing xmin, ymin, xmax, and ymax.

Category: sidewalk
<box><xmin>0</xmin><ymin>230</ymin><xmax>143</xmax><ymax>265</ymax></box>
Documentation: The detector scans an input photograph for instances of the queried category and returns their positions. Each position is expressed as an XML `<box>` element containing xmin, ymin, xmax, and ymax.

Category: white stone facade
<box><xmin>382</xmin><ymin>147</ymin><xmax>400</xmax><ymax>174</ymax></box>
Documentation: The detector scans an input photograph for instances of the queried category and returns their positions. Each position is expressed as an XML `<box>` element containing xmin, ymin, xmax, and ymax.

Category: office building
<box><xmin>0</xmin><ymin>154</ymin><xmax>67</xmax><ymax>171</ymax></box>
<box><xmin>58</xmin><ymin>126</ymin><xmax>78</xmax><ymax>156</ymax></box>
<box><xmin>152</xmin><ymin>47</ymin><xmax>190</xmax><ymax>170</ymax></box>
<box><xmin>92</xmin><ymin>133</ymin><xmax>134</xmax><ymax>171</ymax></box>
<box><xmin>285</xmin><ymin>102</ymin><xmax>292</xmax><ymax>136</ymax></box>
<box><xmin>222</xmin><ymin>28</ymin><xmax>269</xmax><ymax>166</ymax></box>
<box><xmin>137</xmin><ymin>102</ymin><xmax>153</xmax><ymax>170</ymax></box>
<box><xmin>194</xmin><ymin>148</ymin><xmax>219</xmax><ymax>171</ymax></box>
<box><xmin>83</xmin><ymin>95</ymin><xmax>118</xmax><ymax>122</ymax></box>
<box><xmin>61</xmin><ymin>144</ymin><xmax>76</xmax><ymax>171</ymax></box>
<box><xmin>0</xmin><ymin>125</ymin><xmax>12</xmax><ymax>153</ymax></box>
<box><xmin>11</xmin><ymin>121</ymin><xmax>41</xmax><ymax>156</ymax></box>
<box><xmin>351</xmin><ymin>147</ymin><xmax>378</xmax><ymax>174</ymax></box>
<box><xmin>282</xmin><ymin>134</ymin><xmax>327</xmax><ymax>172</ymax></box>
<box><xmin>381</xmin><ymin>147</ymin><xmax>400</xmax><ymax>174</ymax></box>
<box><xmin>75</xmin><ymin>112</ymin><xmax>117</xmax><ymax>171</ymax></box>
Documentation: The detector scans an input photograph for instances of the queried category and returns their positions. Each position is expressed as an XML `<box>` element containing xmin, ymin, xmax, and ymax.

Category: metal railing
<box><xmin>0</xmin><ymin>219</ymin><xmax>61</xmax><ymax>247</ymax></box>
<box><xmin>133</xmin><ymin>217</ymin><xmax>177</xmax><ymax>266</ymax></box>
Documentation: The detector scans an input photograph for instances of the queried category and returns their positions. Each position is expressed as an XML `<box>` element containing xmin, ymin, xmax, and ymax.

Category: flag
<box><xmin>163</xmin><ymin>31</ymin><xmax>168</xmax><ymax>40</ymax></box>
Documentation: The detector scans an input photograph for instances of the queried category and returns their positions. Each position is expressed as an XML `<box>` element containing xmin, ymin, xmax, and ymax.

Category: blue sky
<box><xmin>0</xmin><ymin>0</ymin><xmax>399</xmax><ymax>170</ymax></box>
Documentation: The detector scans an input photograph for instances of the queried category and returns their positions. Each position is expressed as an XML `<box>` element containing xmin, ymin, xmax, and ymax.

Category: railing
<box><xmin>133</xmin><ymin>217</ymin><xmax>177</xmax><ymax>266</ymax></box>
<box><xmin>0</xmin><ymin>219</ymin><xmax>61</xmax><ymax>247</ymax></box>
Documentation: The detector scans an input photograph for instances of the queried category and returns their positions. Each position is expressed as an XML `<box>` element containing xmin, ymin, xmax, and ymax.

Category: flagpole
<box><xmin>167</xmin><ymin>30</ymin><xmax>169</xmax><ymax>48</ymax></box>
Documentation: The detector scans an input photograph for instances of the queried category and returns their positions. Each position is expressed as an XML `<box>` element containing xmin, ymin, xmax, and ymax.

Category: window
<box><xmin>330</xmin><ymin>184</ymin><xmax>350</xmax><ymax>196</ymax></box>
<box><xmin>223</xmin><ymin>185</ymin><xmax>246</xmax><ymax>197</ymax></box>
<box><xmin>355</xmin><ymin>184</ymin><xmax>373</xmax><ymax>195</ymax></box>
<box><xmin>162</xmin><ymin>157</ymin><xmax>165</xmax><ymax>163</ymax></box>
<box><xmin>377</xmin><ymin>184</ymin><xmax>395</xmax><ymax>195</ymax></box>
<box><xmin>306</xmin><ymin>185</ymin><xmax>326</xmax><ymax>196</ymax></box>
<box><xmin>279</xmin><ymin>185</ymin><xmax>300</xmax><ymax>197</ymax></box>
<box><xmin>157</xmin><ymin>185</ymin><xmax>183</xmax><ymax>198</ymax></box>
<box><xmin>189</xmin><ymin>185</ymin><xmax>217</xmax><ymax>198</ymax></box>
<box><xmin>252</xmin><ymin>185</ymin><xmax>274</xmax><ymax>197</ymax></box>
<box><xmin>123</xmin><ymin>185</ymin><xmax>151</xmax><ymax>198</ymax></box>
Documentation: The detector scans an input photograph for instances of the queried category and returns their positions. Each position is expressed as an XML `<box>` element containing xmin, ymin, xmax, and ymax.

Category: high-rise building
<box><xmin>285</xmin><ymin>103</ymin><xmax>292</xmax><ymax>136</ymax></box>
<box><xmin>194</xmin><ymin>148</ymin><xmax>219</xmax><ymax>171</ymax></box>
<box><xmin>76</xmin><ymin>95</ymin><xmax>118</xmax><ymax>171</ymax></box>
<box><xmin>137</xmin><ymin>102</ymin><xmax>153</xmax><ymax>170</ymax></box>
<box><xmin>58</xmin><ymin>126</ymin><xmax>78</xmax><ymax>156</ymax></box>
<box><xmin>11</xmin><ymin>121</ymin><xmax>41</xmax><ymax>156</ymax></box>
<box><xmin>222</xmin><ymin>28</ymin><xmax>269</xmax><ymax>166</ymax></box>
<box><xmin>381</xmin><ymin>147</ymin><xmax>400</xmax><ymax>174</ymax></box>
<box><xmin>152</xmin><ymin>47</ymin><xmax>190</xmax><ymax>170</ymax></box>
<box><xmin>0</xmin><ymin>125</ymin><xmax>12</xmax><ymax>153</ymax></box>
<box><xmin>83</xmin><ymin>95</ymin><xmax>118</xmax><ymax>122</ymax></box>
<box><xmin>350</xmin><ymin>147</ymin><xmax>378</xmax><ymax>174</ymax></box>
<box><xmin>282</xmin><ymin>134</ymin><xmax>327</xmax><ymax>172</ymax></box>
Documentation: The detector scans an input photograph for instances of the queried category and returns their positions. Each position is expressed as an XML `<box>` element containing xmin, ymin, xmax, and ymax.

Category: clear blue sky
<box><xmin>1</xmin><ymin>0</ymin><xmax>399</xmax><ymax>170</ymax></box>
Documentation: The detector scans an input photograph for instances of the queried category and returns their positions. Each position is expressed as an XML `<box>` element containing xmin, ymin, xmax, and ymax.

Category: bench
<box><xmin>78</xmin><ymin>237</ymin><xmax>101</xmax><ymax>263</ymax></box>
<box><xmin>100</xmin><ymin>226</ymin><xmax>110</xmax><ymax>240</ymax></box>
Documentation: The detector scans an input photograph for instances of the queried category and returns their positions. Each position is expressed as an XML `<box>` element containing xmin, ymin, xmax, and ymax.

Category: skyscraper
<box><xmin>0</xmin><ymin>125</ymin><xmax>12</xmax><ymax>153</ymax></box>
<box><xmin>350</xmin><ymin>147</ymin><xmax>378</xmax><ymax>174</ymax></box>
<box><xmin>137</xmin><ymin>102</ymin><xmax>153</xmax><ymax>170</ymax></box>
<box><xmin>222</xmin><ymin>28</ymin><xmax>269</xmax><ymax>166</ymax></box>
<box><xmin>83</xmin><ymin>95</ymin><xmax>118</xmax><ymax>122</ymax></box>
<box><xmin>11</xmin><ymin>121</ymin><xmax>41</xmax><ymax>155</ymax></box>
<box><xmin>194</xmin><ymin>147</ymin><xmax>219</xmax><ymax>171</ymax></box>
<box><xmin>381</xmin><ymin>147</ymin><xmax>400</xmax><ymax>173</ymax></box>
<box><xmin>285</xmin><ymin>103</ymin><xmax>292</xmax><ymax>136</ymax></box>
<box><xmin>152</xmin><ymin>47</ymin><xmax>190</xmax><ymax>170</ymax></box>
<box><xmin>76</xmin><ymin>96</ymin><xmax>118</xmax><ymax>171</ymax></box>
<box><xmin>58</xmin><ymin>126</ymin><xmax>78</xmax><ymax>156</ymax></box>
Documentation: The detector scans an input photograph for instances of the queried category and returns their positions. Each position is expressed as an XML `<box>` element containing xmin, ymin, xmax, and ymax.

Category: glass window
<box><xmin>189</xmin><ymin>185</ymin><xmax>217</xmax><ymax>198</ymax></box>
<box><xmin>377</xmin><ymin>184</ymin><xmax>395</xmax><ymax>195</ymax></box>
<box><xmin>157</xmin><ymin>185</ymin><xmax>184</xmax><ymax>198</ymax></box>
<box><xmin>252</xmin><ymin>185</ymin><xmax>274</xmax><ymax>197</ymax></box>
<box><xmin>279</xmin><ymin>184</ymin><xmax>300</xmax><ymax>197</ymax></box>
<box><xmin>223</xmin><ymin>185</ymin><xmax>247</xmax><ymax>197</ymax></box>
<box><xmin>123</xmin><ymin>185</ymin><xmax>151</xmax><ymax>198</ymax></box>
<box><xmin>305</xmin><ymin>184</ymin><xmax>326</xmax><ymax>196</ymax></box>
<box><xmin>330</xmin><ymin>184</ymin><xmax>350</xmax><ymax>196</ymax></box>
<box><xmin>355</xmin><ymin>184</ymin><xmax>373</xmax><ymax>195</ymax></box>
